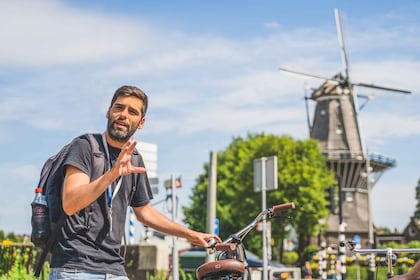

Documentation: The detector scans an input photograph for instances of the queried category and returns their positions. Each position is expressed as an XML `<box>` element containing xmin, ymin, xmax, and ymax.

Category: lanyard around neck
<box><xmin>101</xmin><ymin>133</ymin><xmax>122</xmax><ymax>209</ymax></box>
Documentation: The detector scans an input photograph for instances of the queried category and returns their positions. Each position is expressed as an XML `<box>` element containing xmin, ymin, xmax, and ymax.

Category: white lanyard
<box><xmin>101</xmin><ymin>133</ymin><xmax>123</xmax><ymax>231</ymax></box>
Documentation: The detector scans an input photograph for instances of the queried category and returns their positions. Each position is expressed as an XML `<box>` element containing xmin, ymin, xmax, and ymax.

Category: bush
<box><xmin>282</xmin><ymin>251</ymin><xmax>299</xmax><ymax>265</ymax></box>
<box><xmin>303</xmin><ymin>245</ymin><xmax>319</xmax><ymax>262</ymax></box>
<box><xmin>0</xmin><ymin>245</ymin><xmax>48</xmax><ymax>279</ymax></box>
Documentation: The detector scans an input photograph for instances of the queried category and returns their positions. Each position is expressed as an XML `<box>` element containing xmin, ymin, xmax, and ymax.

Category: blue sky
<box><xmin>0</xmin><ymin>0</ymin><xmax>419</xmax><ymax>238</ymax></box>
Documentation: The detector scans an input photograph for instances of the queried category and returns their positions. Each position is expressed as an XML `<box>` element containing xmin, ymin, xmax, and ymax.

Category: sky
<box><xmin>0</xmin><ymin>0</ymin><xmax>419</xmax><ymax>239</ymax></box>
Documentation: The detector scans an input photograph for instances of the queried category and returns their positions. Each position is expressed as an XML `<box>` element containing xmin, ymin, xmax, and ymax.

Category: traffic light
<box><xmin>325</xmin><ymin>186</ymin><xmax>335</xmax><ymax>213</ymax></box>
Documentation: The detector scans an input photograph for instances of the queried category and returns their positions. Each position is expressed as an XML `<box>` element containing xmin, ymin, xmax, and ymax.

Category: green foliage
<box><xmin>146</xmin><ymin>270</ymin><xmax>167</xmax><ymax>280</ymax></box>
<box><xmin>147</xmin><ymin>269</ymin><xmax>194</xmax><ymax>280</ymax></box>
<box><xmin>376</xmin><ymin>227</ymin><xmax>393</xmax><ymax>234</ymax></box>
<box><xmin>345</xmin><ymin>265</ymin><xmax>371</xmax><ymax>280</ymax></box>
<box><xmin>379</xmin><ymin>241</ymin><xmax>420</xmax><ymax>260</ymax></box>
<box><xmin>380</xmin><ymin>241</ymin><xmax>400</xmax><ymax>249</ymax></box>
<box><xmin>302</xmin><ymin>244</ymin><xmax>319</xmax><ymax>262</ymax></box>
<box><xmin>282</xmin><ymin>251</ymin><xmax>299</xmax><ymax>265</ymax></box>
<box><xmin>183</xmin><ymin>133</ymin><xmax>336</xmax><ymax>260</ymax></box>
<box><xmin>0</xmin><ymin>245</ymin><xmax>48</xmax><ymax>280</ymax></box>
<box><xmin>0</xmin><ymin>231</ymin><xmax>23</xmax><ymax>243</ymax></box>
<box><xmin>345</xmin><ymin>263</ymin><xmax>413</xmax><ymax>279</ymax></box>
<box><xmin>179</xmin><ymin>269</ymin><xmax>195</xmax><ymax>280</ymax></box>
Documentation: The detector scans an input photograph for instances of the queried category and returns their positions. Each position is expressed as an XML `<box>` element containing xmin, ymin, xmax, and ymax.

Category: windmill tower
<box><xmin>280</xmin><ymin>9</ymin><xmax>411</xmax><ymax>247</ymax></box>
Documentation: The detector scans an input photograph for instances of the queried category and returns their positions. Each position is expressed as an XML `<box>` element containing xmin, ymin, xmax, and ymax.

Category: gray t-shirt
<box><xmin>50</xmin><ymin>136</ymin><xmax>153</xmax><ymax>276</ymax></box>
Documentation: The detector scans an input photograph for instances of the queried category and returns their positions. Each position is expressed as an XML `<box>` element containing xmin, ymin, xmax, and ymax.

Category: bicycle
<box><xmin>195</xmin><ymin>202</ymin><xmax>296</xmax><ymax>280</ymax></box>
<box><xmin>340</xmin><ymin>239</ymin><xmax>420</xmax><ymax>279</ymax></box>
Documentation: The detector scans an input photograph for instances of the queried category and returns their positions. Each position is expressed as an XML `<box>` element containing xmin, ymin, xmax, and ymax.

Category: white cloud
<box><xmin>0</xmin><ymin>0</ymin><xmax>155</xmax><ymax>67</ymax></box>
<box><xmin>363</xmin><ymin>113</ymin><xmax>420</xmax><ymax>140</ymax></box>
<box><xmin>1</xmin><ymin>1</ymin><xmax>418</xmax><ymax>141</ymax></box>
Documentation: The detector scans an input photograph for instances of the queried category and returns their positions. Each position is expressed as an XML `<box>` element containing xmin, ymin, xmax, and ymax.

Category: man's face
<box><xmin>106</xmin><ymin>95</ymin><xmax>145</xmax><ymax>143</ymax></box>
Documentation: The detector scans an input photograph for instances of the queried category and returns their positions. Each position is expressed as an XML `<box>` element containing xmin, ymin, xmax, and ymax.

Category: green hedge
<box><xmin>0</xmin><ymin>244</ymin><xmax>48</xmax><ymax>280</ymax></box>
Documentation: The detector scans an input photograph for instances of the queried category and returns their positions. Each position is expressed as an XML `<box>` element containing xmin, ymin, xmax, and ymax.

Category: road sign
<box><xmin>253</xmin><ymin>156</ymin><xmax>278</xmax><ymax>192</ymax></box>
<box><xmin>353</xmin><ymin>234</ymin><xmax>361</xmax><ymax>245</ymax></box>
<box><xmin>214</xmin><ymin>218</ymin><xmax>219</xmax><ymax>235</ymax></box>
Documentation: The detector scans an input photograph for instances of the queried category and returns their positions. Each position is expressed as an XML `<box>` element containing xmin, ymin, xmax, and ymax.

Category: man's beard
<box><xmin>107</xmin><ymin>119</ymin><xmax>138</xmax><ymax>143</ymax></box>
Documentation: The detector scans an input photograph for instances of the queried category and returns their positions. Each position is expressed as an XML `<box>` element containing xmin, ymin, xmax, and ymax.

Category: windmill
<box><xmin>279</xmin><ymin>9</ymin><xmax>411</xmax><ymax>247</ymax></box>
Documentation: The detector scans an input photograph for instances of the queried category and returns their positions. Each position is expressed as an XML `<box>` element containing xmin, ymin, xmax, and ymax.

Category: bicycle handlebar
<box><xmin>341</xmin><ymin>240</ymin><xmax>420</xmax><ymax>255</ymax></box>
<box><xmin>272</xmin><ymin>202</ymin><xmax>295</xmax><ymax>214</ymax></box>
<box><xmin>221</xmin><ymin>202</ymin><xmax>295</xmax><ymax>245</ymax></box>
<box><xmin>341</xmin><ymin>240</ymin><xmax>420</xmax><ymax>278</ymax></box>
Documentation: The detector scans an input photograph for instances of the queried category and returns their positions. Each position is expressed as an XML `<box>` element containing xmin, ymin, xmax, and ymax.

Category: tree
<box><xmin>183</xmin><ymin>133</ymin><xmax>336</xmax><ymax>263</ymax></box>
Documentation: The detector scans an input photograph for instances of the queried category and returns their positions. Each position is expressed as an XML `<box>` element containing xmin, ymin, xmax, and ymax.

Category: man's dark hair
<box><xmin>110</xmin><ymin>85</ymin><xmax>148</xmax><ymax>117</ymax></box>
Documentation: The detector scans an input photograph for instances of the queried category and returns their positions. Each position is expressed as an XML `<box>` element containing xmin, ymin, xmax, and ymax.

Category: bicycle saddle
<box><xmin>196</xmin><ymin>259</ymin><xmax>245</xmax><ymax>280</ymax></box>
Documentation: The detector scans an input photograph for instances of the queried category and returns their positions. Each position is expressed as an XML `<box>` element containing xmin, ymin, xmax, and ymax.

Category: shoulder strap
<box><xmin>86</xmin><ymin>133</ymin><xmax>107</xmax><ymax>179</ymax></box>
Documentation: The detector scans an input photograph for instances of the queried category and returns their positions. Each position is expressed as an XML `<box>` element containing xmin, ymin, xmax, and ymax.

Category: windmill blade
<box><xmin>279</xmin><ymin>67</ymin><xmax>339</xmax><ymax>84</ymax></box>
<box><xmin>304</xmin><ymin>83</ymin><xmax>313</xmax><ymax>134</ymax></box>
<box><xmin>354</xmin><ymin>82</ymin><xmax>412</xmax><ymax>94</ymax></box>
<box><xmin>335</xmin><ymin>8</ymin><xmax>350</xmax><ymax>80</ymax></box>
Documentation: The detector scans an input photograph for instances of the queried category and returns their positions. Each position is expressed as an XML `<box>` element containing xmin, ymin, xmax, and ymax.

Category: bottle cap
<box><xmin>35</xmin><ymin>187</ymin><xmax>42</xmax><ymax>193</ymax></box>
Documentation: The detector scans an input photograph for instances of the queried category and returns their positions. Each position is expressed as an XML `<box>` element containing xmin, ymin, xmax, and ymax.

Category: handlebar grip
<box><xmin>272</xmin><ymin>202</ymin><xmax>295</xmax><ymax>214</ymax></box>
<box><xmin>215</xmin><ymin>243</ymin><xmax>236</xmax><ymax>252</ymax></box>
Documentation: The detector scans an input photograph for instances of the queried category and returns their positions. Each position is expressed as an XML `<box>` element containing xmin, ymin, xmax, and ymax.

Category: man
<box><xmin>49</xmin><ymin>85</ymin><xmax>221</xmax><ymax>279</ymax></box>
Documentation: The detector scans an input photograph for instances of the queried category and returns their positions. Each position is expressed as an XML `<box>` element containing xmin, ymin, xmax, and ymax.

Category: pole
<box><xmin>171</xmin><ymin>175</ymin><xmax>179</xmax><ymax>280</ymax></box>
<box><xmin>206</xmin><ymin>151</ymin><xmax>217</xmax><ymax>262</ymax></box>
<box><xmin>129</xmin><ymin>208</ymin><xmax>135</xmax><ymax>244</ymax></box>
<box><xmin>338</xmin><ymin>176</ymin><xmax>346</xmax><ymax>280</ymax></box>
<box><xmin>261</xmin><ymin>157</ymin><xmax>268</xmax><ymax>280</ymax></box>
<box><xmin>338</xmin><ymin>223</ymin><xmax>347</xmax><ymax>280</ymax></box>
<box><xmin>366</xmin><ymin>150</ymin><xmax>376</xmax><ymax>280</ymax></box>
<box><xmin>319</xmin><ymin>241</ymin><xmax>327</xmax><ymax>280</ymax></box>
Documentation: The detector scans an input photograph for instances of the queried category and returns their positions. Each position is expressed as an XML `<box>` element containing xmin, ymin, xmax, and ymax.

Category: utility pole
<box><xmin>366</xmin><ymin>151</ymin><xmax>375</xmax><ymax>280</ymax></box>
<box><xmin>254</xmin><ymin>156</ymin><xmax>277</xmax><ymax>280</ymax></box>
<box><xmin>164</xmin><ymin>175</ymin><xmax>181</xmax><ymax>280</ymax></box>
<box><xmin>171</xmin><ymin>175</ymin><xmax>179</xmax><ymax>280</ymax></box>
<box><xmin>206</xmin><ymin>151</ymin><xmax>217</xmax><ymax>262</ymax></box>
<box><xmin>261</xmin><ymin>157</ymin><xmax>268</xmax><ymax>280</ymax></box>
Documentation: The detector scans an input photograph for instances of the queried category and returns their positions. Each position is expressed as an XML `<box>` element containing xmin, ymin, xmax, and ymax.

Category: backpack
<box><xmin>31</xmin><ymin>133</ymin><xmax>120</xmax><ymax>277</ymax></box>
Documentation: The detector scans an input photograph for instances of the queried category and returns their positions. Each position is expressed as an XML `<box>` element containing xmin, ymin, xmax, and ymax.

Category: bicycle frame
<box><xmin>341</xmin><ymin>240</ymin><xmax>420</xmax><ymax>279</ymax></box>
<box><xmin>196</xmin><ymin>202</ymin><xmax>295</xmax><ymax>280</ymax></box>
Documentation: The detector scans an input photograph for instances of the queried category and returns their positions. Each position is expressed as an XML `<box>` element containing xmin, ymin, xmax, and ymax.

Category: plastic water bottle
<box><xmin>31</xmin><ymin>187</ymin><xmax>50</xmax><ymax>247</ymax></box>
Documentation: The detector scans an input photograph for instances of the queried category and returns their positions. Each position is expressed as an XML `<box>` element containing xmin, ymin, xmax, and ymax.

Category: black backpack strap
<box><xmin>85</xmin><ymin>133</ymin><xmax>107</xmax><ymax>179</ymax></box>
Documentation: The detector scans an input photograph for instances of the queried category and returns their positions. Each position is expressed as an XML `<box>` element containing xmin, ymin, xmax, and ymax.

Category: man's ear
<box><xmin>138</xmin><ymin>118</ymin><xmax>146</xmax><ymax>129</ymax></box>
<box><xmin>106</xmin><ymin>109</ymin><xmax>110</xmax><ymax>119</ymax></box>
